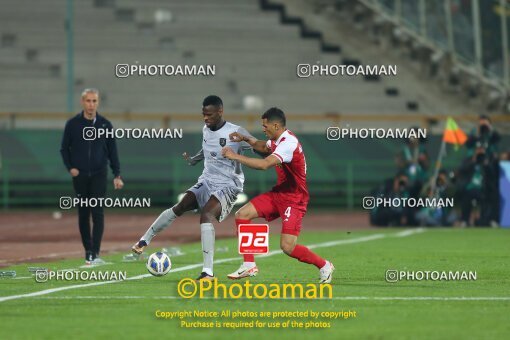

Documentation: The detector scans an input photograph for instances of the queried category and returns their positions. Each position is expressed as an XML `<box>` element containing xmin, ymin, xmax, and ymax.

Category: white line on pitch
<box><xmin>393</xmin><ymin>228</ymin><xmax>426</xmax><ymax>238</ymax></box>
<box><xmin>11</xmin><ymin>267</ymin><xmax>79</xmax><ymax>280</ymax></box>
<box><xmin>78</xmin><ymin>262</ymin><xmax>114</xmax><ymax>269</ymax></box>
<box><xmin>30</xmin><ymin>296</ymin><xmax>510</xmax><ymax>301</ymax></box>
<box><xmin>0</xmin><ymin>231</ymin><xmax>422</xmax><ymax>303</ymax></box>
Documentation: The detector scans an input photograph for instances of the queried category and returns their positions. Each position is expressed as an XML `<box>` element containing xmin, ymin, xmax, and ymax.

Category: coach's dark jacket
<box><xmin>60</xmin><ymin>111</ymin><xmax>121</xmax><ymax>177</ymax></box>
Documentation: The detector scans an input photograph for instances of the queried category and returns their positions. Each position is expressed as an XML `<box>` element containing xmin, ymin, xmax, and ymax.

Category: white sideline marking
<box><xmin>335</xmin><ymin>296</ymin><xmax>510</xmax><ymax>301</ymax></box>
<box><xmin>31</xmin><ymin>296</ymin><xmax>510</xmax><ymax>301</ymax></box>
<box><xmin>0</xmin><ymin>231</ymin><xmax>420</xmax><ymax>303</ymax></box>
<box><xmin>11</xmin><ymin>267</ymin><xmax>78</xmax><ymax>280</ymax></box>
<box><xmin>394</xmin><ymin>228</ymin><xmax>426</xmax><ymax>237</ymax></box>
<box><xmin>79</xmin><ymin>262</ymin><xmax>113</xmax><ymax>269</ymax></box>
<box><xmin>11</xmin><ymin>251</ymin><xmax>84</xmax><ymax>264</ymax></box>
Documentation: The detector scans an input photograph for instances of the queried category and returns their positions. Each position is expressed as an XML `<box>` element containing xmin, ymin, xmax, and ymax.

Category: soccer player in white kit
<box><xmin>132</xmin><ymin>95</ymin><xmax>252</xmax><ymax>280</ymax></box>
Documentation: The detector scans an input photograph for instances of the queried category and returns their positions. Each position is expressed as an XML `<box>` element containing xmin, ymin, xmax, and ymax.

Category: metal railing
<box><xmin>364</xmin><ymin>0</ymin><xmax>510</xmax><ymax>89</ymax></box>
<box><xmin>2</xmin><ymin>112</ymin><xmax>510</xmax><ymax>131</ymax></box>
<box><xmin>0</xmin><ymin>157</ymin><xmax>462</xmax><ymax>210</ymax></box>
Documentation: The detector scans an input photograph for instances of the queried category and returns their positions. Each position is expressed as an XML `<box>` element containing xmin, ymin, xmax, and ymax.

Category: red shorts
<box><xmin>250</xmin><ymin>192</ymin><xmax>306</xmax><ymax>236</ymax></box>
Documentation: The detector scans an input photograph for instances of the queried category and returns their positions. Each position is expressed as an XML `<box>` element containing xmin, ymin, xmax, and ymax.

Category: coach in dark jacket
<box><xmin>60</xmin><ymin>88</ymin><xmax>124</xmax><ymax>264</ymax></box>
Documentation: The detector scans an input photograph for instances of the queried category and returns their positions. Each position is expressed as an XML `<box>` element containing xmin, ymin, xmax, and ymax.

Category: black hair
<box><xmin>479</xmin><ymin>114</ymin><xmax>491</xmax><ymax>123</ymax></box>
<box><xmin>406</xmin><ymin>126</ymin><xmax>427</xmax><ymax>143</ymax></box>
<box><xmin>261</xmin><ymin>107</ymin><xmax>286</xmax><ymax>126</ymax></box>
<box><xmin>202</xmin><ymin>95</ymin><xmax>223</xmax><ymax>108</ymax></box>
<box><xmin>395</xmin><ymin>170</ymin><xmax>408</xmax><ymax>179</ymax></box>
<box><xmin>438</xmin><ymin>169</ymin><xmax>448</xmax><ymax>176</ymax></box>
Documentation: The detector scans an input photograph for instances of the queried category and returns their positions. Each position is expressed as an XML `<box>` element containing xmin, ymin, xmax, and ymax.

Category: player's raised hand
<box><xmin>222</xmin><ymin>147</ymin><xmax>236</xmax><ymax>160</ymax></box>
<box><xmin>229</xmin><ymin>132</ymin><xmax>245</xmax><ymax>143</ymax></box>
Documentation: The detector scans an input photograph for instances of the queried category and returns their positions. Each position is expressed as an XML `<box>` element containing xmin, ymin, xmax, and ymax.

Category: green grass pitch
<box><xmin>1</xmin><ymin>228</ymin><xmax>509</xmax><ymax>339</ymax></box>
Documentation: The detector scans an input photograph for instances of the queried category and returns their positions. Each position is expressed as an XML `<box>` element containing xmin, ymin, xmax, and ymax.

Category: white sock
<box><xmin>201</xmin><ymin>223</ymin><xmax>215</xmax><ymax>276</ymax></box>
<box><xmin>243</xmin><ymin>262</ymin><xmax>256</xmax><ymax>268</ymax></box>
<box><xmin>141</xmin><ymin>208</ymin><xmax>177</xmax><ymax>244</ymax></box>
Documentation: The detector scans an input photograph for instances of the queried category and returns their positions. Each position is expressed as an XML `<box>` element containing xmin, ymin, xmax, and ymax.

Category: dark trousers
<box><xmin>72</xmin><ymin>170</ymin><xmax>107</xmax><ymax>256</ymax></box>
<box><xmin>460</xmin><ymin>188</ymin><xmax>482</xmax><ymax>224</ymax></box>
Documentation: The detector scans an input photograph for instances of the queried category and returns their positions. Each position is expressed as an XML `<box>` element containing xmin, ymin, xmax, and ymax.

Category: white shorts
<box><xmin>187</xmin><ymin>180</ymin><xmax>240</xmax><ymax>222</ymax></box>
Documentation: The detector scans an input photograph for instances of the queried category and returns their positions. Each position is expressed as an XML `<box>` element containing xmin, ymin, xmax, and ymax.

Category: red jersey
<box><xmin>267</xmin><ymin>130</ymin><xmax>309</xmax><ymax>209</ymax></box>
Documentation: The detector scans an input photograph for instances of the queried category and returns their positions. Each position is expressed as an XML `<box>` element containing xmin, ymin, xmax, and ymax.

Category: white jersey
<box><xmin>191</xmin><ymin>122</ymin><xmax>252</xmax><ymax>190</ymax></box>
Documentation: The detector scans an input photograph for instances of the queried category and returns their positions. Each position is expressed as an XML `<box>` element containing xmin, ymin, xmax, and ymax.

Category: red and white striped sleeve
<box><xmin>271</xmin><ymin>136</ymin><xmax>298</xmax><ymax>163</ymax></box>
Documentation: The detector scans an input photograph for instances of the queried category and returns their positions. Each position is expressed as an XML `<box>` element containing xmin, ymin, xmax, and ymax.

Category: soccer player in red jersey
<box><xmin>222</xmin><ymin>107</ymin><xmax>334</xmax><ymax>283</ymax></box>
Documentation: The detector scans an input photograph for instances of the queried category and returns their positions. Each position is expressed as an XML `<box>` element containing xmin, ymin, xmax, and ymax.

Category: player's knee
<box><xmin>235</xmin><ymin>206</ymin><xmax>254</xmax><ymax>220</ymax></box>
<box><xmin>280</xmin><ymin>241</ymin><xmax>295</xmax><ymax>255</ymax></box>
<box><xmin>171</xmin><ymin>205</ymin><xmax>181</xmax><ymax>216</ymax></box>
<box><xmin>172</xmin><ymin>203</ymin><xmax>184</xmax><ymax>216</ymax></box>
<box><xmin>200</xmin><ymin>211</ymin><xmax>216</xmax><ymax>224</ymax></box>
<box><xmin>234</xmin><ymin>209</ymin><xmax>244</xmax><ymax>219</ymax></box>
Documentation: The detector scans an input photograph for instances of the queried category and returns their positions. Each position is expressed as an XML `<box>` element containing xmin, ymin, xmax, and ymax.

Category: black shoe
<box><xmin>195</xmin><ymin>272</ymin><xmax>215</xmax><ymax>281</ymax></box>
<box><xmin>131</xmin><ymin>240</ymin><xmax>147</xmax><ymax>255</ymax></box>
<box><xmin>85</xmin><ymin>251</ymin><xmax>94</xmax><ymax>264</ymax></box>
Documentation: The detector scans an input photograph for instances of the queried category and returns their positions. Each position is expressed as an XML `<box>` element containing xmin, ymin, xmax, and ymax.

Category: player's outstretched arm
<box><xmin>222</xmin><ymin>147</ymin><xmax>279</xmax><ymax>170</ymax></box>
<box><xmin>229</xmin><ymin>132</ymin><xmax>270</xmax><ymax>155</ymax></box>
<box><xmin>183</xmin><ymin>149</ymin><xmax>204</xmax><ymax>166</ymax></box>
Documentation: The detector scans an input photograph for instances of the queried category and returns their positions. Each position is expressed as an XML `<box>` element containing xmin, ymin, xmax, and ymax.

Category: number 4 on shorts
<box><xmin>284</xmin><ymin>207</ymin><xmax>291</xmax><ymax>221</ymax></box>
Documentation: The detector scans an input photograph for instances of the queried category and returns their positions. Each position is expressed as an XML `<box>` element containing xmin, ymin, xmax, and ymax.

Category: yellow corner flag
<box><xmin>443</xmin><ymin>117</ymin><xmax>467</xmax><ymax>146</ymax></box>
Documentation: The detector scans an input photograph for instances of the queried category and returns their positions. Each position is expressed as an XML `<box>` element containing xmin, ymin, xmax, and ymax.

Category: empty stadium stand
<box><xmin>0</xmin><ymin>0</ymin><xmax>477</xmax><ymax>126</ymax></box>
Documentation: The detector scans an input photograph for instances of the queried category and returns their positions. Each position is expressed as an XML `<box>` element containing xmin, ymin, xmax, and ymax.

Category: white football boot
<box><xmin>227</xmin><ymin>263</ymin><xmax>259</xmax><ymax>280</ymax></box>
<box><xmin>319</xmin><ymin>261</ymin><xmax>335</xmax><ymax>284</ymax></box>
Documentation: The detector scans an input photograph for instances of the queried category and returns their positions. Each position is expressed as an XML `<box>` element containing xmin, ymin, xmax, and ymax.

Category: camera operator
<box><xmin>370</xmin><ymin>172</ymin><xmax>412</xmax><ymax>227</ymax></box>
<box><xmin>462</xmin><ymin>115</ymin><xmax>500</xmax><ymax>226</ymax></box>
<box><xmin>416</xmin><ymin>170</ymin><xmax>457</xmax><ymax>227</ymax></box>
<box><xmin>457</xmin><ymin>146</ymin><xmax>496</xmax><ymax>226</ymax></box>
<box><xmin>465</xmin><ymin>115</ymin><xmax>500</xmax><ymax>160</ymax></box>
<box><xmin>395</xmin><ymin>127</ymin><xmax>429</xmax><ymax>221</ymax></box>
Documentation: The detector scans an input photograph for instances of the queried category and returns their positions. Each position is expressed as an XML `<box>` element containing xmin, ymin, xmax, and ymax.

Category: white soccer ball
<box><xmin>146</xmin><ymin>252</ymin><xmax>172</xmax><ymax>276</ymax></box>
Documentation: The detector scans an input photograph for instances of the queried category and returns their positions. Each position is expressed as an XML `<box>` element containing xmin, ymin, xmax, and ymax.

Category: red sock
<box><xmin>290</xmin><ymin>244</ymin><xmax>326</xmax><ymax>269</ymax></box>
<box><xmin>235</xmin><ymin>219</ymin><xmax>254</xmax><ymax>263</ymax></box>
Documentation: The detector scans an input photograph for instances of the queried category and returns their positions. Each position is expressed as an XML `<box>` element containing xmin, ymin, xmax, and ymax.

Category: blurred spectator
<box><xmin>461</xmin><ymin>115</ymin><xmax>500</xmax><ymax>226</ymax></box>
<box><xmin>370</xmin><ymin>172</ymin><xmax>413</xmax><ymax>227</ymax></box>
<box><xmin>395</xmin><ymin>127</ymin><xmax>429</xmax><ymax>194</ymax></box>
<box><xmin>500</xmin><ymin>151</ymin><xmax>510</xmax><ymax>161</ymax></box>
<box><xmin>465</xmin><ymin>115</ymin><xmax>500</xmax><ymax>159</ymax></box>
<box><xmin>416</xmin><ymin>169</ymin><xmax>457</xmax><ymax>226</ymax></box>
<box><xmin>395</xmin><ymin>127</ymin><xmax>429</xmax><ymax>225</ymax></box>
<box><xmin>457</xmin><ymin>146</ymin><xmax>495</xmax><ymax>226</ymax></box>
